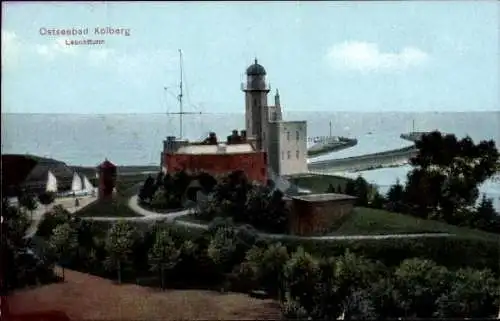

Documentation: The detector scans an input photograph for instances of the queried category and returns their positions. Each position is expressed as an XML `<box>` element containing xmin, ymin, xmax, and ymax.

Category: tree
<box><xmin>405</xmin><ymin>131</ymin><xmax>499</xmax><ymax>227</ymax></box>
<box><xmin>197</xmin><ymin>171</ymin><xmax>218</xmax><ymax>193</ymax></box>
<box><xmin>2</xmin><ymin>196</ymin><xmax>56</xmax><ymax>292</ymax></box>
<box><xmin>326</xmin><ymin>184</ymin><xmax>336</xmax><ymax>193</ymax></box>
<box><xmin>104</xmin><ymin>221</ymin><xmax>138</xmax><ymax>284</ymax></box>
<box><xmin>344</xmin><ymin>179</ymin><xmax>356</xmax><ymax>196</ymax></box>
<box><xmin>207</xmin><ymin>227</ymin><xmax>238</xmax><ymax>277</ymax></box>
<box><xmin>385</xmin><ymin>179</ymin><xmax>405</xmax><ymax>213</ymax></box>
<box><xmin>353</xmin><ymin>176</ymin><xmax>370</xmax><ymax>206</ymax></box>
<box><xmin>394</xmin><ymin>258</ymin><xmax>451</xmax><ymax>318</ymax></box>
<box><xmin>241</xmin><ymin>243</ymin><xmax>289</xmax><ymax>295</ymax></box>
<box><xmin>148</xmin><ymin>228</ymin><xmax>181</xmax><ymax>290</ymax></box>
<box><xmin>36</xmin><ymin>205</ymin><xmax>73</xmax><ymax>238</ymax></box>
<box><xmin>283</xmin><ymin>247</ymin><xmax>320</xmax><ymax>314</ymax></box>
<box><xmin>19</xmin><ymin>193</ymin><xmax>38</xmax><ymax>219</ymax></box>
<box><xmin>38</xmin><ymin>191</ymin><xmax>56</xmax><ymax>209</ymax></box>
<box><xmin>48</xmin><ymin>223</ymin><xmax>78</xmax><ymax>280</ymax></box>
<box><xmin>138</xmin><ymin>175</ymin><xmax>156</xmax><ymax>203</ymax></box>
<box><xmin>369</xmin><ymin>190</ymin><xmax>386</xmax><ymax>209</ymax></box>
<box><xmin>471</xmin><ymin>195</ymin><xmax>499</xmax><ymax>232</ymax></box>
<box><xmin>435</xmin><ymin>268</ymin><xmax>499</xmax><ymax>318</ymax></box>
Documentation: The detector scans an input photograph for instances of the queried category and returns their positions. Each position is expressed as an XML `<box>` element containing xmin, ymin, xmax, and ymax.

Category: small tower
<box><xmin>242</xmin><ymin>58</ymin><xmax>271</xmax><ymax>151</ymax></box>
<box><xmin>97</xmin><ymin>158</ymin><xmax>117</xmax><ymax>200</ymax></box>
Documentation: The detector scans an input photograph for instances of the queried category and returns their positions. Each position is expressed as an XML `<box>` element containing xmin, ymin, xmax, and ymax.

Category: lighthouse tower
<box><xmin>242</xmin><ymin>59</ymin><xmax>271</xmax><ymax>151</ymax></box>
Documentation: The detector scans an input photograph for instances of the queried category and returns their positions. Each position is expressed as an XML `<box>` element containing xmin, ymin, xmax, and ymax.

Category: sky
<box><xmin>2</xmin><ymin>1</ymin><xmax>499</xmax><ymax>114</ymax></box>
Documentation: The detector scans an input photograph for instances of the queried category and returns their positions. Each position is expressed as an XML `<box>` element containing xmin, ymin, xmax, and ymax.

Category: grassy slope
<box><xmin>77</xmin><ymin>174</ymin><xmax>149</xmax><ymax>218</ymax></box>
<box><xmin>333</xmin><ymin>207</ymin><xmax>500</xmax><ymax>242</ymax></box>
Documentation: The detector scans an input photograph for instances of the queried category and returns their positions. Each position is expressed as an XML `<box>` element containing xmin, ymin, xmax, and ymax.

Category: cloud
<box><xmin>326</xmin><ymin>41</ymin><xmax>429</xmax><ymax>73</ymax></box>
<box><xmin>87</xmin><ymin>48</ymin><xmax>178</xmax><ymax>85</ymax></box>
<box><xmin>35</xmin><ymin>38</ymin><xmax>78</xmax><ymax>60</ymax></box>
<box><xmin>2</xmin><ymin>31</ymin><xmax>21</xmax><ymax>69</ymax></box>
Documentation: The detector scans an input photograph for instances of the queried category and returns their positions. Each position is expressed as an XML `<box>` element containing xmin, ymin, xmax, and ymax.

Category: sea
<box><xmin>2</xmin><ymin>111</ymin><xmax>500</xmax><ymax>210</ymax></box>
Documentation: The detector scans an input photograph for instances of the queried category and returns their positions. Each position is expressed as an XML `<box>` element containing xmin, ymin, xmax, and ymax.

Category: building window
<box><xmin>296</xmin><ymin>150</ymin><xmax>299</xmax><ymax>159</ymax></box>
<box><xmin>287</xmin><ymin>131</ymin><xmax>290</xmax><ymax>141</ymax></box>
<box><xmin>296</xmin><ymin>131</ymin><xmax>300</xmax><ymax>140</ymax></box>
<box><xmin>281</xmin><ymin>151</ymin><xmax>284</xmax><ymax>160</ymax></box>
<box><xmin>287</xmin><ymin>151</ymin><xmax>291</xmax><ymax>159</ymax></box>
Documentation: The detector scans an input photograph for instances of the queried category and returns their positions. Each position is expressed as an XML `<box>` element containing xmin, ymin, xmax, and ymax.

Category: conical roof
<box><xmin>99</xmin><ymin>158</ymin><xmax>116</xmax><ymax>169</ymax></box>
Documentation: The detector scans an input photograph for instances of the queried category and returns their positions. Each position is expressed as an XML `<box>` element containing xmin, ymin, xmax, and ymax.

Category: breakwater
<box><xmin>307</xmin><ymin>137</ymin><xmax>358</xmax><ymax>157</ymax></box>
<box><xmin>308</xmin><ymin>145</ymin><xmax>418</xmax><ymax>172</ymax></box>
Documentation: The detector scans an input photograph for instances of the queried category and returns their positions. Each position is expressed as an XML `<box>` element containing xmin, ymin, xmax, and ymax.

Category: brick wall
<box><xmin>289</xmin><ymin>198</ymin><xmax>356</xmax><ymax>236</ymax></box>
<box><xmin>165</xmin><ymin>152</ymin><xmax>267</xmax><ymax>184</ymax></box>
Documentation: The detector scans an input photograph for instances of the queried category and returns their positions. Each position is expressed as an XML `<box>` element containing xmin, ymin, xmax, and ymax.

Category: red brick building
<box><xmin>97</xmin><ymin>159</ymin><xmax>117</xmax><ymax>200</ymax></box>
<box><xmin>287</xmin><ymin>193</ymin><xmax>357</xmax><ymax>236</ymax></box>
<box><xmin>163</xmin><ymin>131</ymin><xmax>268</xmax><ymax>184</ymax></box>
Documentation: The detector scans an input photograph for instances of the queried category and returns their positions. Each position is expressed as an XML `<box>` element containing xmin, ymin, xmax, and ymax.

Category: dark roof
<box><xmin>99</xmin><ymin>159</ymin><xmax>116</xmax><ymax>169</ymax></box>
<box><xmin>246</xmin><ymin>59</ymin><xmax>266</xmax><ymax>76</ymax></box>
<box><xmin>291</xmin><ymin>193</ymin><xmax>357</xmax><ymax>203</ymax></box>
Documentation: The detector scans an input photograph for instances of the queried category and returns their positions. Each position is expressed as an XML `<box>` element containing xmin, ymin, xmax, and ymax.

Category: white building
<box><xmin>242</xmin><ymin>59</ymin><xmax>308</xmax><ymax>176</ymax></box>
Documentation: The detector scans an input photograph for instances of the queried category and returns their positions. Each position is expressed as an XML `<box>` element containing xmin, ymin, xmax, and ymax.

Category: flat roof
<box><xmin>176</xmin><ymin>143</ymin><xmax>256</xmax><ymax>155</ymax></box>
<box><xmin>291</xmin><ymin>193</ymin><xmax>357</xmax><ymax>203</ymax></box>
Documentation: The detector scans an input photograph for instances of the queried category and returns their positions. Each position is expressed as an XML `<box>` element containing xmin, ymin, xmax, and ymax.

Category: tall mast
<box><xmin>178</xmin><ymin>49</ymin><xmax>184</xmax><ymax>140</ymax></box>
<box><xmin>165</xmin><ymin>49</ymin><xmax>203</xmax><ymax>140</ymax></box>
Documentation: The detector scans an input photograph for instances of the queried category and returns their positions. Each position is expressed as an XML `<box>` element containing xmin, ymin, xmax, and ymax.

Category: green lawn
<box><xmin>331</xmin><ymin>207</ymin><xmax>500</xmax><ymax>242</ymax></box>
<box><xmin>77</xmin><ymin>174</ymin><xmax>148</xmax><ymax>218</ymax></box>
<box><xmin>78</xmin><ymin>198</ymin><xmax>142</xmax><ymax>217</ymax></box>
<box><xmin>177</xmin><ymin>206</ymin><xmax>499</xmax><ymax>243</ymax></box>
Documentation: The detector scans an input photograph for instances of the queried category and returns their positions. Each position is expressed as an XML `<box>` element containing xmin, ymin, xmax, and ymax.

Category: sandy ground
<box><xmin>7</xmin><ymin>269</ymin><xmax>281</xmax><ymax>321</ymax></box>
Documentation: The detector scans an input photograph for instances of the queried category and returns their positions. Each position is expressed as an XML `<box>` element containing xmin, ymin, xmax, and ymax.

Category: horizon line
<box><xmin>2</xmin><ymin>110</ymin><xmax>499</xmax><ymax>115</ymax></box>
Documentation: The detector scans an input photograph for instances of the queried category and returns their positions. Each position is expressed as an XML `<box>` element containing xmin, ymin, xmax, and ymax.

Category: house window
<box><xmin>296</xmin><ymin>131</ymin><xmax>300</xmax><ymax>140</ymax></box>
<box><xmin>286</xmin><ymin>131</ymin><xmax>290</xmax><ymax>141</ymax></box>
<box><xmin>287</xmin><ymin>151</ymin><xmax>291</xmax><ymax>159</ymax></box>
<box><xmin>296</xmin><ymin>150</ymin><xmax>299</xmax><ymax>159</ymax></box>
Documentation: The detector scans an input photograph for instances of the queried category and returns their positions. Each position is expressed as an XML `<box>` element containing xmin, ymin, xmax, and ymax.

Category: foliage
<box><xmin>470</xmin><ymin>195</ymin><xmax>500</xmax><ymax>232</ymax></box>
<box><xmin>434</xmin><ymin>268</ymin><xmax>499</xmax><ymax>318</ymax></box>
<box><xmin>353</xmin><ymin>176</ymin><xmax>370</xmax><ymax>206</ymax></box>
<box><xmin>148</xmin><ymin>228</ymin><xmax>181</xmax><ymax>289</ymax></box>
<box><xmin>138</xmin><ymin>175</ymin><xmax>156</xmax><ymax>203</ymax></box>
<box><xmin>326</xmin><ymin>183</ymin><xmax>336</xmax><ymax>193</ymax></box>
<box><xmin>36</xmin><ymin>205</ymin><xmax>73</xmax><ymax>238</ymax></box>
<box><xmin>2</xmin><ymin>197</ymin><xmax>57</xmax><ymax>292</ymax></box>
<box><xmin>369</xmin><ymin>190</ymin><xmax>386</xmax><ymax>209</ymax></box>
<box><xmin>19</xmin><ymin>193</ymin><xmax>38</xmax><ymax>217</ymax></box>
<box><xmin>240</xmin><ymin>242</ymin><xmax>289</xmax><ymax>295</ymax></box>
<box><xmin>38</xmin><ymin>191</ymin><xmax>56</xmax><ymax>206</ymax></box>
<box><xmin>283</xmin><ymin>247</ymin><xmax>320</xmax><ymax>314</ymax></box>
<box><xmin>48</xmin><ymin>223</ymin><xmax>78</xmax><ymax>280</ymax></box>
<box><xmin>104</xmin><ymin>220</ymin><xmax>140</xmax><ymax>283</ymax></box>
<box><xmin>385</xmin><ymin>179</ymin><xmax>405</xmax><ymax>212</ymax></box>
<box><xmin>393</xmin><ymin>258</ymin><xmax>451</xmax><ymax>318</ymax></box>
<box><xmin>403</xmin><ymin>131</ymin><xmax>499</xmax><ymax>230</ymax></box>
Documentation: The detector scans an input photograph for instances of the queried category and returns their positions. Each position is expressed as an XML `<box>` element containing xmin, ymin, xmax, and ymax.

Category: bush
<box><xmin>277</xmin><ymin>236</ymin><xmax>500</xmax><ymax>277</ymax></box>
